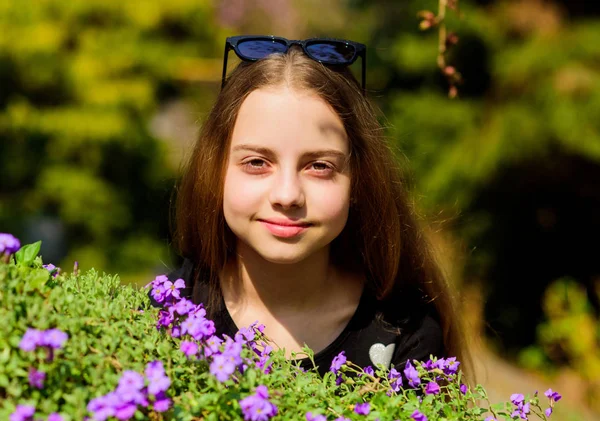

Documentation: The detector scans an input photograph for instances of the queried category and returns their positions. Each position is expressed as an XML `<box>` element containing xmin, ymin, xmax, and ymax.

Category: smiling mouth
<box><xmin>258</xmin><ymin>218</ymin><xmax>312</xmax><ymax>227</ymax></box>
<box><xmin>258</xmin><ymin>220</ymin><xmax>311</xmax><ymax>238</ymax></box>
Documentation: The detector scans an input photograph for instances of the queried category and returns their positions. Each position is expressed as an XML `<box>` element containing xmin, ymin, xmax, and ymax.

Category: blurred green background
<box><xmin>1</xmin><ymin>0</ymin><xmax>598</xmax><ymax>419</ymax></box>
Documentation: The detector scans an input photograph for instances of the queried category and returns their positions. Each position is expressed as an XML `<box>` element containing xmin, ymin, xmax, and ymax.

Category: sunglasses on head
<box><xmin>221</xmin><ymin>35</ymin><xmax>367</xmax><ymax>96</ymax></box>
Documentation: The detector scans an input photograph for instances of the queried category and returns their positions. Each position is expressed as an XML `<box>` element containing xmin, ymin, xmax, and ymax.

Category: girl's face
<box><xmin>223</xmin><ymin>86</ymin><xmax>352</xmax><ymax>264</ymax></box>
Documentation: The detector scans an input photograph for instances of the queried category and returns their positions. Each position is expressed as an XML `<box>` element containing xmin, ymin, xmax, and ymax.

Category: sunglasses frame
<box><xmin>221</xmin><ymin>35</ymin><xmax>367</xmax><ymax>96</ymax></box>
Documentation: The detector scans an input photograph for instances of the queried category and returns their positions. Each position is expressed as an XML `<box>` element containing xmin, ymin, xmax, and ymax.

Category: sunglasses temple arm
<box><xmin>221</xmin><ymin>44</ymin><xmax>230</xmax><ymax>91</ymax></box>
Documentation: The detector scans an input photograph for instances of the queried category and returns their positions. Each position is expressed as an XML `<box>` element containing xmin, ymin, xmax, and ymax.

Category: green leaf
<box><xmin>29</xmin><ymin>268</ymin><xmax>50</xmax><ymax>291</ymax></box>
<box><xmin>15</xmin><ymin>241</ymin><xmax>42</xmax><ymax>267</ymax></box>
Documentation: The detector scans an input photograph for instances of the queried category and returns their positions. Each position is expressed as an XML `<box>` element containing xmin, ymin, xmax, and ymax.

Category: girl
<box><xmin>154</xmin><ymin>35</ymin><xmax>471</xmax><ymax>380</ymax></box>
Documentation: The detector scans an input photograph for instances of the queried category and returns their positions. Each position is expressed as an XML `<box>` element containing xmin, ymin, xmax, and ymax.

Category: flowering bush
<box><xmin>1</xmin><ymin>233</ymin><xmax>560</xmax><ymax>420</ymax></box>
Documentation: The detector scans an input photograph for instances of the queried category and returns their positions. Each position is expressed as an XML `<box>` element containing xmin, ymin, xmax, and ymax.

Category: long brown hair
<box><xmin>171</xmin><ymin>45</ymin><xmax>472</xmax><ymax>379</ymax></box>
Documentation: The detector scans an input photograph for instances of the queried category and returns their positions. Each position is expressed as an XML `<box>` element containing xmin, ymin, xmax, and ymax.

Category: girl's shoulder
<box><xmin>390</xmin><ymin>311</ymin><xmax>444</xmax><ymax>367</ymax></box>
<box><xmin>369</xmin><ymin>293</ymin><xmax>445</xmax><ymax>369</ymax></box>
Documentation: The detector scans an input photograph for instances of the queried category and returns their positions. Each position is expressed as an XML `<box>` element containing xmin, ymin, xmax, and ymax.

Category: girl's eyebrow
<box><xmin>231</xmin><ymin>144</ymin><xmax>348</xmax><ymax>161</ymax></box>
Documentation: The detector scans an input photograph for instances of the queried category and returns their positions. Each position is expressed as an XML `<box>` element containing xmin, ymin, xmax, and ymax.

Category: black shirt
<box><xmin>149</xmin><ymin>258</ymin><xmax>445</xmax><ymax>377</ymax></box>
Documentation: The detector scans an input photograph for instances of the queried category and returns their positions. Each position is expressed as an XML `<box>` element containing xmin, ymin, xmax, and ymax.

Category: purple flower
<box><xmin>145</xmin><ymin>274</ymin><xmax>168</xmax><ymax>289</ymax></box>
<box><xmin>0</xmin><ymin>233</ymin><xmax>21</xmax><ymax>254</ymax></box>
<box><xmin>86</xmin><ymin>363</ymin><xmax>173</xmax><ymax>421</ymax></box>
<box><xmin>363</xmin><ymin>366</ymin><xmax>374</xmax><ymax>376</ymax></box>
<box><xmin>114</xmin><ymin>403</ymin><xmax>137</xmax><ymax>420</ymax></box>
<box><xmin>19</xmin><ymin>328</ymin><xmax>42</xmax><ymax>352</ymax></box>
<box><xmin>511</xmin><ymin>402</ymin><xmax>530</xmax><ymax>420</ymax></box>
<box><xmin>41</xmin><ymin>328</ymin><xmax>68</xmax><ymax>349</ymax></box>
<box><xmin>484</xmin><ymin>417</ymin><xmax>497</xmax><ymax>421</ymax></box>
<box><xmin>545</xmin><ymin>407</ymin><xmax>552</xmax><ymax>417</ymax></box>
<box><xmin>239</xmin><ymin>385</ymin><xmax>277</xmax><ymax>421</ymax></box>
<box><xmin>250</xmin><ymin>321</ymin><xmax>266</xmax><ymax>334</ymax></box>
<box><xmin>255</xmin><ymin>385</ymin><xmax>269</xmax><ymax>399</ymax></box>
<box><xmin>42</xmin><ymin>264</ymin><xmax>61</xmax><ymax>278</ymax></box>
<box><xmin>410</xmin><ymin>410</ymin><xmax>427</xmax><ymax>421</ymax></box>
<box><xmin>146</xmin><ymin>375</ymin><xmax>171</xmax><ymax>397</ymax></box>
<box><xmin>404</xmin><ymin>360</ymin><xmax>421</xmax><ymax>387</ymax></box>
<box><xmin>256</xmin><ymin>348</ymin><xmax>273</xmax><ymax>374</ymax></box>
<box><xmin>210</xmin><ymin>354</ymin><xmax>236</xmax><ymax>382</ymax></box>
<box><xmin>48</xmin><ymin>414</ymin><xmax>64</xmax><ymax>421</ymax></box>
<box><xmin>241</xmin><ymin>396</ymin><xmax>275</xmax><ymax>420</ymax></box>
<box><xmin>163</xmin><ymin>278</ymin><xmax>186</xmax><ymax>300</ymax></box>
<box><xmin>425</xmin><ymin>381</ymin><xmax>440</xmax><ymax>395</ymax></box>
<box><xmin>172</xmin><ymin>298</ymin><xmax>195</xmax><ymax>316</ymax></box>
<box><xmin>422</xmin><ymin>359</ymin><xmax>435</xmax><ymax>370</ymax></box>
<box><xmin>190</xmin><ymin>318</ymin><xmax>216</xmax><ymax>341</ymax></box>
<box><xmin>509</xmin><ymin>393</ymin><xmax>531</xmax><ymax>420</ymax></box>
<box><xmin>330</xmin><ymin>350</ymin><xmax>347</xmax><ymax>374</ymax></box>
<box><xmin>156</xmin><ymin>310</ymin><xmax>173</xmax><ymax>329</ymax></box>
<box><xmin>306</xmin><ymin>413</ymin><xmax>327</xmax><ymax>421</ymax></box>
<box><xmin>189</xmin><ymin>305</ymin><xmax>207</xmax><ymax>318</ymax></box>
<box><xmin>151</xmin><ymin>284</ymin><xmax>167</xmax><ymax>303</ymax></box>
<box><xmin>145</xmin><ymin>361</ymin><xmax>170</xmax><ymax>396</ymax></box>
<box><xmin>335</xmin><ymin>374</ymin><xmax>343</xmax><ymax>386</ymax></box>
<box><xmin>388</xmin><ymin>367</ymin><xmax>403</xmax><ymax>392</ymax></box>
<box><xmin>460</xmin><ymin>383</ymin><xmax>468</xmax><ymax>395</ymax></box>
<box><xmin>180</xmin><ymin>341</ymin><xmax>199</xmax><ymax>357</ymax></box>
<box><xmin>116</xmin><ymin>371</ymin><xmax>145</xmax><ymax>403</ymax></box>
<box><xmin>222</xmin><ymin>338</ymin><xmax>243</xmax><ymax>365</ymax></box>
<box><xmin>28</xmin><ymin>367</ymin><xmax>46</xmax><ymax>389</ymax></box>
<box><xmin>334</xmin><ymin>418</ymin><xmax>351</xmax><ymax>421</ymax></box>
<box><xmin>240</xmin><ymin>394</ymin><xmax>263</xmax><ymax>410</ymax></box>
<box><xmin>443</xmin><ymin>357</ymin><xmax>460</xmax><ymax>375</ymax></box>
<box><xmin>87</xmin><ymin>393</ymin><xmax>120</xmax><ymax>421</ymax></box>
<box><xmin>204</xmin><ymin>335</ymin><xmax>223</xmax><ymax>357</ymax></box>
<box><xmin>236</xmin><ymin>326</ymin><xmax>256</xmax><ymax>343</ymax></box>
<box><xmin>9</xmin><ymin>404</ymin><xmax>35</xmax><ymax>421</ymax></box>
<box><xmin>354</xmin><ymin>402</ymin><xmax>370</xmax><ymax>415</ymax></box>
<box><xmin>510</xmin><ymin>393</ymin><xmax>525</xmax><ymax>406</ymax></box>
<box><xmin>544</xmin><ymin>388</ymin><xmax>562</xmax><ymax>402</ymax></box>
<box><xmin>153</xmin><ymin>396</ymin><xmax>171</xmax><ymax>413</ymax></box>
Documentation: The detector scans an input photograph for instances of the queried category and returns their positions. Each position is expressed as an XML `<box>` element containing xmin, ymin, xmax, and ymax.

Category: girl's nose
<box><xmin>269</xmin><ymin>168</ymin><xmax>305</xmax><ymax>209</ymax></box>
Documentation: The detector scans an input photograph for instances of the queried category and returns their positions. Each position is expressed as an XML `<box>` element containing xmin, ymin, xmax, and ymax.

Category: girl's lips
<box><xmin>259</xmin><ymin>220</ymin><xmax>310</xmax><ymax>238</ymax></box>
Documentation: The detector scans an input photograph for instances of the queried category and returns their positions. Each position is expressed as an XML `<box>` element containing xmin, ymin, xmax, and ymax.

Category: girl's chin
<box><xmin>254</xmin><ymin>249</ymin><xmax>312</xmax><ymax>265</ymax></box>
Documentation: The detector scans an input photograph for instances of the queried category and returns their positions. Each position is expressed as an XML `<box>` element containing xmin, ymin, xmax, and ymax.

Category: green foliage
<box><xmin>519</xmin><ymin>278</ymin><xmax>600</xmax><ymax>411</ymax></box>
<box><xmin>366</xmin><ymin>1</ymin><xmax>600</xmax><ymax>215</ymax></box>
<box><xmin>15</xmin><ymin>241</ymin><xmax>42</xmax><ymax>267</ymax></box>
<box><xmin>0</xmin><ymin>0</ymin><xmax>224</xmax><ymax>277</ymax></box>
<box><xmin>0</xmin><ymin>243</ymin><xmax>556</xmax><ymax>420</ymax></box>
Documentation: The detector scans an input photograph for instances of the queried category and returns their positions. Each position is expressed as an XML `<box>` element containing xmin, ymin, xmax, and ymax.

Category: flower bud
<box><xmin>446</xmin><ymin>32</ymin><xmax>459</xmax><ymax>48</ymax></box>
<box><xmin>417</xmin><ymin>10</ymin><xmax>435</xmax><ymax>20</ymax></box>
<box><xmin>419</xmin><ymin>20</ymin><xmax>433</xmax><ymax>30</ymax></box>
<box><xmin>448</xmin><ymin>85</ymin><xmax>458</xmax><ymax>98</ymax></box>
<box><xmin>444</xmin><ymin>66</ymin><xmax>456</xmax><ymax>76</ymax></box>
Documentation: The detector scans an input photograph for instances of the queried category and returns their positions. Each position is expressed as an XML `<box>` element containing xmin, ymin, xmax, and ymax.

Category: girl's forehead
<box><xmin>231</xmin><ymin>87</ymin><xmax>348</xmax><ymax>152</ymax></box>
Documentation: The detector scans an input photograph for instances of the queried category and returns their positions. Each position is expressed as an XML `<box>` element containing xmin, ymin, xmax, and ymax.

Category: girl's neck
<box><xmin>219</xmin><ymin>241</ymin><xmax>362</xmax><ymax>315</ymax></box>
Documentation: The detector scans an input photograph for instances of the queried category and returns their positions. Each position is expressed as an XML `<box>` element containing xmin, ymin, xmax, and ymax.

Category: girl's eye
<box><xmin>240</xmin><ymin>159</ymin><xmax>334</xmax><ymax>174</ymax></box>
<box><xmin>241</xmin><ymin>159</ymin><xmax>267</xmax><ymax>172</ymax></box>
<box><xmin>310</xmin><ymin>162</ymin><xmax>334</xmax><ymax>173</ymax></box>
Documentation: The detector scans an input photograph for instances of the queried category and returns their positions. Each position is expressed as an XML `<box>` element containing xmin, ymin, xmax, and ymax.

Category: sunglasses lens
<box><xmin>237</xmin><ymin>39</ymin><xmax>287</xmax><ymax>60</ymax></box>
<box><xmin>306</xmin><ymin>42</ymin><xmax>355</xmax><ymax>64</ymax></box>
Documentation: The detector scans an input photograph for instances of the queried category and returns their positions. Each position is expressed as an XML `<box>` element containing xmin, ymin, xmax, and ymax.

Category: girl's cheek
<box><xmin>223</xmin><ymin>171</ymin><xmax>265</xmax><ymax>210</ymax></box>
<box><xmin>313</xmin><ymin>190</ymin><xmax>351</xmax><ymax>221</ymax></box>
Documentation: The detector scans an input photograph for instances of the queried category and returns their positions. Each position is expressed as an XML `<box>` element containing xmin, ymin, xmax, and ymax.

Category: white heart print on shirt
<box><xmin>368</xmin><ymin>343</ymin><xmax>396</xmax><ymax>369</ymax></box>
